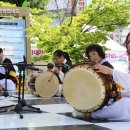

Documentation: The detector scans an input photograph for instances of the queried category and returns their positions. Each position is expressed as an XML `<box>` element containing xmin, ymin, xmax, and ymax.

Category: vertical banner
<box><xmin>0</xmin><ymin>19</ymin><xmax>26</xmax><ymax>64</ymax></box>
<box><xmin>71</xmin><ymin>0</ymin><xmax>89</xmax><ymax>13</ymax></box>
<box><xmin>77</xmin><ymin>0</ymin><xmax>85</xmax><ymax>12</ymax></box>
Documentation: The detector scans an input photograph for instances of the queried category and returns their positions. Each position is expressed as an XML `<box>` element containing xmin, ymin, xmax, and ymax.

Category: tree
<box><xmin>1</xmin><ymin>0</ymin><xmax>18</xmax><ymax>4</ymax></box>
<box><xmin>0</xmin><ymin>1</ymin><xmax>16</xmax><ymax>6</ymax></box>
<box><xmin>1</xmin><ymin>0</ymin><xmax>48</xmax><ymax>8</ymax></box>
<box><xmin>1</xmin><ymin>0</ymin><xmax>24</xmax><ymax>6</ymax></box>
<box><xmin>28</xmin><ymin>0</ymin><xmax>48</xmax><ymax>9</ymax></box>
<box><xmin>28</xmin><ymin>0</ymin><xmax>130</xmax><ymax>62</ymax></box>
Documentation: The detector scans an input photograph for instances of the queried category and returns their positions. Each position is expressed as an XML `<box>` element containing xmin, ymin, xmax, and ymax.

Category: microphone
<box><xmin>27</xmin><ymin>66</ymin><xmax>40</xmax><ymax>71</ymax></box>
<box><xmin>23</xmin><ymin>55</ymin><xmax>27</xmax><ymax>64</ymax></box>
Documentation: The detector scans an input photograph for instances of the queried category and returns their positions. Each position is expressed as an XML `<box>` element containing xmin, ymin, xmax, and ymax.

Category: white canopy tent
<box><xmin>102</xmin><ymin>37</ymin><xmax>128</xmax><ymax>73</ymax></box>
<box><xmin>105</xmin><ymin>37</ymin><xmax>126</xmax><ymax>51</ymax></box>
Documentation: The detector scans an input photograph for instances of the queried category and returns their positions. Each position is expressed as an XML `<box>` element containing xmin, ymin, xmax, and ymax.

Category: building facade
<box><xmin>108</xmin><ymin>28</ymin><xmax>130</xmax><ymax>45</ymax></box>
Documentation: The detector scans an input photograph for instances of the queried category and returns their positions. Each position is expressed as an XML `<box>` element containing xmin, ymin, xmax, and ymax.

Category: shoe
<box><xmin>72</xmin><ymin>110</ymin><xmax>85</xmax><ymax>118</ymax></box>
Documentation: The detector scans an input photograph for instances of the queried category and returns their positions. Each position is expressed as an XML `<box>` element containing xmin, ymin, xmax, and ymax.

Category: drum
<box><xmin>35</xmin><ymin>71</ymin><xmax>59</xmax><ymax>97</ymax></box>
<box><xmin>26</xmin><ymin>72</ymin><xmax>39</xmax><ymax>95</ymax></box>
<box><xmin>62</xmin><ymin>62</ymin><xmax>112</xmax><ymax>112</ymax></box>
<box><xmin>26</xmin><ymin>60</ymin><xmax>47</xmax><ymax>95</ymax></box>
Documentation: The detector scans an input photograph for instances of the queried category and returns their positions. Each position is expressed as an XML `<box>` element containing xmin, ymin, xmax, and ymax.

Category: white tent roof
<box><xmin>104</xmin><ymin>37</ymin><xmax>126</xmax><ymax>51</ymax></box>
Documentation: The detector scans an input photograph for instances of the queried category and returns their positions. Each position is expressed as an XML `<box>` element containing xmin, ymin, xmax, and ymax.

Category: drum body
<box><xmin>26</xmin><ymin>60</ymin><xmax>47</xmax><ymax>95</ymax></box>
<box><xmin>35</xmin><ymin>71</ymin><xmax>59</xmax><ymax>97</ymax></box>
<box><xmin>62</xmin><ymin>62</ymin><xmax>112</xmax><ymax>112</ymax></box>
<box><xmin>26</xmin><ymin>72</ymin><xmax>38</xmax><ymax>95</ymax></box>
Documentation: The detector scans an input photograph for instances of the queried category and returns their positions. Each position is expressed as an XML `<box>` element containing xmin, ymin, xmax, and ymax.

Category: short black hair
<box><xmin>85</xmin><ymin>44</ymin><xmax>105</xmax><ymax>59</ymax></box>
<box><xmin>47</xmin><ymin>63</ymin><xmax>54</xmax><ymax>69</ymax></box>
<box><xmin>0</xmin><ymin>48</ymin><xmax>3</xmax><ymax>53</ymax></box>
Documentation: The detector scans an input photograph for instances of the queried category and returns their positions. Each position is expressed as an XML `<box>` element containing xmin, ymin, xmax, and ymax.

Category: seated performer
<box><xmin>72</xmin><ymin>43</ymin><xmax>130</xmax><ymax>121</ymax></box>
<box><xmin>53</xmin><ymin>50</ymin><xmax>72</xmax><ymax>96</ymax></box>
<box><xmin>0</xmin><ymin>48</ymin><xmax>16</xmax><ymax>91</ymax></box>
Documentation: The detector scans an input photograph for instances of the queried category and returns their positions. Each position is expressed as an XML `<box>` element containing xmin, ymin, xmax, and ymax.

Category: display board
<box><xmin>0</xmin><ymin>19</ymin><xmax>26</xmax><ymax>63</ymax></box>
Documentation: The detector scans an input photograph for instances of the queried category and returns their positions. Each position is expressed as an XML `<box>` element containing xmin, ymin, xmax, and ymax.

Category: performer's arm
<box><xmin>94</xmin><ymin>64</ymin><xmax>130</xmax><ymax>97</ymax></box>
<box><xmin>54</xmin><ymin>67</ymin><xmax>64</xmax><ymax>82</ymax></box>
<box><xmin>58</xmin><ymin>71</ymin><xmax>64</xmax><ymax>81</ymax></box>
<box><xmin>113</xmin><ymin>70</ymin><xmax>130</xmax><ymax>89</ymax></box>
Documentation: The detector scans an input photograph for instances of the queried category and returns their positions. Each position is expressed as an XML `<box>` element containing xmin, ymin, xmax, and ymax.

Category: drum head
<box><xmin>63</xmin><ymin>65</ymin><xmax>106</xmax><ymax>112</ymax></box>
<box><xmin>35</xmin><ymin>71</ymin><xmax>59</xmax><ymax>97</ymax></box>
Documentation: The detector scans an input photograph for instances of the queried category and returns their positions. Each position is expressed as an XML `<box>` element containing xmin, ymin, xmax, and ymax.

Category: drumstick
<box><xmin>48</xmin><ymin>73</ymin><xmax>55</xmax><ymax>82</ymax></box>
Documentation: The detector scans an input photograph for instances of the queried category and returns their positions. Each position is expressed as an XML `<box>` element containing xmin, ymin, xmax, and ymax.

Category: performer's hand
<box><xmin>93</xmin><ymin>64</ymin><xmax>113</xmax><ymax>75</ymax></box>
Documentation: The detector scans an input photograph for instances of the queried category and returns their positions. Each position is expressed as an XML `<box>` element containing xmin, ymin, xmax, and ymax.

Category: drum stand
<box><xmin>14</xmin><ymin>63</ymin><xmax>41</xmax><ymax>119</ymax></box>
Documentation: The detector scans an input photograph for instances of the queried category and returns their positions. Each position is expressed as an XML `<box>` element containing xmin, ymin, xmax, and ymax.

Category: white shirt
<box><xmin>58</xmin><ymin>59</ymin><xmax>67</xmax><ymax>82</ymax></box>
<box><xmin>63</xmin><ymin>59</ymin><xmax>67</xmax><ymax>64</ymax></box>
<box><xmin>113</xmin><ymin>69</ymin><xmax>130</xmax><ymax>97</ymax></box>
<box><xmin>0</xmin><ymin>57</ymin><xmax>6</xmax><ymax>74</ymax></box>
<box><xmin>100</xmin><ymin>58</ymin><xmax>108</xmax><ymax>64</ymax></box>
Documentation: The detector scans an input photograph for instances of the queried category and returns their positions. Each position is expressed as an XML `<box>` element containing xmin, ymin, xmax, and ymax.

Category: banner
<box><xmin>31</xmin><ymin>44</ymin><xmax>44</xmax><ymax>58</ymax></box>
<box><xmin>105</xmin><ymin>50</ymin><xmax>128</xmax><ymax>73</ymax></box>
<box><xmin>105</xmin><ymin>50</ymin><xmax>128</xmax><ymax>62</ymax></box>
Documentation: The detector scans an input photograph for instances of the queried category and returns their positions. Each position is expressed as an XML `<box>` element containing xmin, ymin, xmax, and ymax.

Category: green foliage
<box><xmin>1</xmin><ymin>0</ymin><xmax>18</xmax><ymax>4</ymax></box>
<box><xmin>0</xmin><ymin>1</ymin><xmax>16</xmax><ymax>6</ymax></box>
<box><xmin>1</xmin><ymin>0</ymin><xmax>48</xmax><ymax>9</ymax></box>
<box><xmin>28</xmin><ymin>0</ymin><xmax>48</xmax><ymax>9</ymax></box>
<box><xmin>28</xmin><ymin>0</ymin><xmax>130</xmax><ymax>62</ymax></box>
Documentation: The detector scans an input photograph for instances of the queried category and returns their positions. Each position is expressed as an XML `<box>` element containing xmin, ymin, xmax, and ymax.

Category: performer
<box><xmin>53</xmin><ymin>50</ymin><xmax>72</xmax><ymax>74</ymax></box>
<box><xmin>85</xmin><ymin>44</ymin><xmax>113</xmax><ymax>68</ymax></box>
<box><xmin>73</xmin><ymin>34</ymin><xmax>130</xmax><ymax>121</ymax></box>
<box><xmin>0</xmin><ymin>48</ymin><xmax>16</xmax><ymax>91</ymax></box>
<box><xmin>53</xmin><ymin>50</ymin><xmax>72</xmax><ymax>96</ymax></box>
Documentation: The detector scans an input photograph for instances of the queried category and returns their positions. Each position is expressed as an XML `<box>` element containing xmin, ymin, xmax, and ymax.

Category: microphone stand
<box><xmin>0</xmin><ymin>62</ymin><xmax>69</xmax><ymax>118</ymax></box>
<box><xmin>14</xmin><ymin>63</ymin><xmax>41</xmax><ymax>119</ymax></box>
<box><xmin>0</xmin><ymin>62</ymin><xmax>43</xmax><ymax>118</ymax></box>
